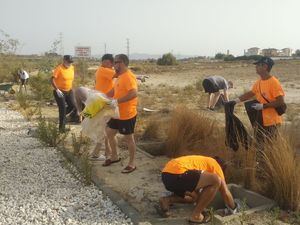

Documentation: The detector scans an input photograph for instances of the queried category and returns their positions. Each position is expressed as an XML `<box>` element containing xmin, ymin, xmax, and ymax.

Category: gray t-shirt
<box><xmin>207</xmin><ymin>75</ymin><xmax>229</xmax><ymax>90</ymax></box>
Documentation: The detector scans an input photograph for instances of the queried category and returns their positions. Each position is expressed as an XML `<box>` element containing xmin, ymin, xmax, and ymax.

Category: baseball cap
<box><xmin>253</xmin><ymin>56</ymin><xmax>274</xmax><ymax>69</ymax></box>
<box><xmin>63</xmin><ymin>55</ymin><xmax>74</xmax><ymax>63</ymax></box>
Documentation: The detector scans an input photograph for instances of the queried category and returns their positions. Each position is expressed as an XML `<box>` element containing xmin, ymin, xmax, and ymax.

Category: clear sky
<box><xmin>1</xmin><ymin>0</ymin><xmax>299</xmax><ymax>56</ymax></box>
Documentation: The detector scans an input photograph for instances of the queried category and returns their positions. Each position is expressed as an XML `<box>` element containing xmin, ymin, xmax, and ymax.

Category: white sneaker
<box><xmin>89</xmin><ymin>155</ymin><xmax>106</xmax><ymax>161</ymax></box>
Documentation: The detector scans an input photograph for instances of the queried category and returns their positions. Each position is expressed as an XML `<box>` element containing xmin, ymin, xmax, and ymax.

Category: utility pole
<box><xmin>104</xmin><ymin>43</ymin><xmax>107</xmax><ymax>54</ymax></box>
<box><xmin>126</xmin><ymin>38</ymin><xmax>130</xmax><ymax>59</ymax></box>
<box><xmin>59</xmin><ymin>32</ymin><xmax>64</xmax><ymax>55</ymax></box>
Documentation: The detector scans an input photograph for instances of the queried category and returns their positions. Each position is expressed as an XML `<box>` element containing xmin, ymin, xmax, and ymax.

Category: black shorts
<box><xmin>107</xmin><ymin>116</ymin><xmax>137</xmax><ymax>135</ymax></box>
<box><xmin>202</xmin><ymin>79</ymin><xmax>219</xmax><ymax>93</ymax></box>
<box><xmin>161</xmin><ymin>170</ymin><xmax>201</xmax><ymax>198</ymax></box>
<box><xmin>21</xmin><ymin>79</ymin><xmax>28</xmax><ymax>85</ymax></box>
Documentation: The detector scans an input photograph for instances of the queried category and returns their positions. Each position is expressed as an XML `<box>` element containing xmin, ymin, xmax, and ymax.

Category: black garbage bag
<box><xmin>224</xmin><ymin>102</ymin><xmax>249</xmax><ymax>151</ymax></box>
<box><xmin>244</xmin><ymin>100</ymin><xmax>263</xmax><ymax>129</ymax></box>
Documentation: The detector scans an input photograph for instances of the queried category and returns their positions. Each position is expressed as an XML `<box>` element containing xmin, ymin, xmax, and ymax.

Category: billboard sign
<box><xmin>75</xmin><ymin>46</ymin><xmax>91</xmax><ymax>57</ymax></box>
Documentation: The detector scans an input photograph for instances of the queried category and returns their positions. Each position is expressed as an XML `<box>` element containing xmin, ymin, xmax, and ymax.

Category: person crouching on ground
<box><xmin>51</xmin><ymin>55</ymin><xmax>79</xmax><ymax>132</ymax></box>
<box><xmin>159</xmin><ymin>155</ymin><xmax>238</xmax><ymax>224</ymax></box>
<box><xmin>202</xmin><ymin>75</ymin><xmax>233</xmax><ymax>111</ymax></box>
<box><xmin>104</xmin><ymin>54</ymin><xmax>138</xmax><ymax>173</ymax></box>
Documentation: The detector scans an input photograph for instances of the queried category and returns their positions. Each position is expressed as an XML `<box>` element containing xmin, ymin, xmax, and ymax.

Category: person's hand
<box><xmin>226</xmin><ymin>98</ymin><xmax>240</xmax><ymax>107</ymax></box>
<box><xmin>251</xmin><ymin>103</ymin><xmax>263</xmax><ymax>110</ymax></box>
<box><xmin>56</xmin><ymin>89</ymin><xmax>64</xmax><ymax>98</ymax></box>
<box><xmin>107</xmin><ymin>99</ymin><xmax>118</xmax><ymax>108</ymax></box>
<box><xmin>225</xmin><ymin>200</ymin><xmax>240</xmax><ymax>215</ymax></box>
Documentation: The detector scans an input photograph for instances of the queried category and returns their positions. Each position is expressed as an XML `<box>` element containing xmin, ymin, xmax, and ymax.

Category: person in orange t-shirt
<box><xmin>158</xmin><ymin>155</ymin><xmax>237</xmax><ymax>223</ymax></box>
<box><xmin>228</xmin><ymin>57</ymin><xmax>285</xmax><ymax>145</ymax></box>
<box><xmin>103</xmin><ymin>54</ymin><xmax>138</xmax><ymax>173</ymax></box>
<box><xmin>51</xmin><ymin>55</ymin><xmax>78</xmax><ymax>132</ymax></box>
<box><xmin>94</xmin><ymin>54</ymin><xmax>115</xmax><ymax>94</ymax></box>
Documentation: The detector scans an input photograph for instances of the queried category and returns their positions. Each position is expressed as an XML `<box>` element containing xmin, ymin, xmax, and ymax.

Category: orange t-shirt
<box><xmin>94</xmin><ymin>66</ymin><xmax>115</xmax><ymax>94</ymax></box>
<box><xmin>162</xmin><ymin>155</ymin><xmax>225</xmax><ymax>180</ymax></box>
<box><xmin>251</xmin><ymin>76</ymin><xmax>285</xmax><ymax>126</ymax></box>
<box><xmin>113</xmin><ymin>70</ymin><xmax>138</xmax><ymax>120</ymax></box>
<box><xmin>52</xmin><ymin>64</ymin><xmax>74</xmax><ymax>91</ymax></box>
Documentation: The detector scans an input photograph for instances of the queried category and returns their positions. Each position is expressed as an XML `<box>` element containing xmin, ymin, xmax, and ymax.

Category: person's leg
<box><xmin>24</xmin><ymin>79</ymin><xmax>28</xmax><ymax>93</ymax></box>
<box><xmin>105</xmin><ymin>126</ymin><xmax>118</xmax><ymax>161</ymax></box>
<box><xmin>123</xmin><ymin>134</ymin><xmax>136</xmax><ymax>167</ymax></box>
<box><xmin>207</xmin><ymin>94</ymin><xmax>212</xmax><ymax>108</ymax></box>
<box><xmin>65</xmin><ymin>90</ymin><xmax>79</xmax><ymax>120</ymax></box>
<box><xmin>210</xmin><ymin>91</ymin><xmax>221</xmax><ymax>109</ymax></box>
<box><xmin>190</xmin><ymin>172</ymin><xmax>221</xmax><ymax>222</ymax></box>
<box><xmin>53</xmin><ymin>90</ymin><xmax>66</xmax><ymax>131</ymax></box>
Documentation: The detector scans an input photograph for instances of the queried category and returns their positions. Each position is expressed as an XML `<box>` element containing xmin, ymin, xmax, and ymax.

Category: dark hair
<box><xmin>101</xmin><ymin>54</ymin><xmax>114</xmax><ymax>63</ymax></box>
<box><xmin>115</xmin><ymin>54</ymin><xmax>129</xmax><ymax>66</ymax></box>
<box><xmin>213</xmin><ymin>156</ymin><xmax>227</xmax><ymax>172</ymax></box>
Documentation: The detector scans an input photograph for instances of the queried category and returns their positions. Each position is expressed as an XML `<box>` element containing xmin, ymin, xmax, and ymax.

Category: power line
<box><xmin>126</xmin><ymin>38</ymin><xmax>130</xmax><ymax>59</ymax></box>
<box><xmin>59</xmin><ymin>32</ymin><xmax>64</xmax><ymax>55</ymax></box>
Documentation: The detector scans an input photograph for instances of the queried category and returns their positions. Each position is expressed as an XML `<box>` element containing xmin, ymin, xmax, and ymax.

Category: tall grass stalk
<box><xmin>260</xmin><ymin>132</ymin><xmax>300</xmax><ymax>211</ymax></box>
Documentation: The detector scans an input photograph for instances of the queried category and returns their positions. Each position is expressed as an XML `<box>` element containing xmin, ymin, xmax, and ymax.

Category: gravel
<box><xmin>0</xmin><ymin>108</ymin><xmax>132</xmax><ymax>225</ymax></box>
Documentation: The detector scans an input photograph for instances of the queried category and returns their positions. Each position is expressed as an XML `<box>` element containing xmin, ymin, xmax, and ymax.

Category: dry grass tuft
<box><xmin>165</xmin><ymin>106</ymin><xmax>226</xmax><ymax>157</ymax></box>
<box><xmin>260</xmin><ymin>132</ymin><xmax>300</xmax><ymax>211</ymax></box>
<box><xmin>141</xmin><ymin>119</ymin><xmax>162</xmax><ymax>141</ymax></box>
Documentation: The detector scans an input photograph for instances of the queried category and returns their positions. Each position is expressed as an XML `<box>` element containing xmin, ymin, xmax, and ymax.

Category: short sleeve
<box><xmin>125</xmin><ymin>75</ymin><xmax>137</xmax><ymax>92</ymax></box>
<box><xmin>251</xmin><ymin>80</ymin><xmax>259</xmax><ymax>94</ymax></box>
<box><xmin>53</xmin><ymin>66</ymin><xmax>60</xmax><ymax>79</ymax></box>
<box><xmin>270</xmin><ymin>79</ymin><xmax>284</xmax><ymax>98</ymax></box>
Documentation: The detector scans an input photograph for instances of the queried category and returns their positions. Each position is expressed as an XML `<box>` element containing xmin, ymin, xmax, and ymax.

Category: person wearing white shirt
<box><xmin>18</xmin><ymin>69</ymin><xmax>30</xmax><ymax>93</ymax></box>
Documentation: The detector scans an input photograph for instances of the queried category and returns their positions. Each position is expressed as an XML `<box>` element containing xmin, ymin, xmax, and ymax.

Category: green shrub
<box><xmin>36</xmin><ymin>116</ymin><xmax>67</xmax><ymax>147</ymax></box>
<box><xmin>215</xmin><ymin>53</ymin><xmax>226</xmax><ymax>60</ymax></box>
<box><xmin>157</xmin><ymin>53</ymin><xmax>177</xmax><ymax>65</ymax></box>
<box><xmin>29</xmin><ymin>72</ymin><xmax>53</xmax><ymax>102</ymax></box>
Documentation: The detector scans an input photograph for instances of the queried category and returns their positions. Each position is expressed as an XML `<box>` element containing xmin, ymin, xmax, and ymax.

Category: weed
<box><xmin>165</xmin><ymin>106</ymin><xmax>223</xmax><ymax>157</ymax></box>
<box><xmin>259</xmin><ymin>131</ymin><xmax>300</xmax><ymax>211</ymax></box>
<box><xmin>71</xmin><ymin>132</ymin><xmax>91</xmax><ymax>156</ymax></box>
<box><xmin>16</xmin><ymin>92</ymin><xmax>31</xmax><ymax>109</ymax></box>
<box><xmin>79</xmin><ymin>151</ymin><xmax>92</xmax><ymax>185</ymax></box>
<box><xmin>268</xmin><ymin>207</ymin><xmax>280</xmax><ymax>225</ymax></box>
<box><xmin>141</xmin><ymin>120</ymin><xmax>161</xmax><ymax>141</ymax></box>
<box><xmin>29</xmin><ymin>72</ymin><xmax>53</xmax><ymax>102</ymax></box>
<box><xmin>209</xmin><ymin>207</ymin><xmax>216</xmax><ymax>225</ymax></box>
<box><xmin>238</xmin><ymin>199</ymin><xmax>249</xmax><ymax>225</ymax></box>
<box><xmin>36</xmin><ymin>115</ymin><xmax>67</xmax><ymax>147</ymax></box>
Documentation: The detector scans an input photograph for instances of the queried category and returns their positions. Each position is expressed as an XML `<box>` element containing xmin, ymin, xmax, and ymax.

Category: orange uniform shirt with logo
<box><xmin>162</xmin><ymin>155</ymin><xmax>225</xmax><ymax>180</ymax></box>
<box><xmin>95</xmin><ymin>66</ymin><xmax>115</xmax><ymax>94</ymax></box>
<box><xmin>251</xmin><ymin>76</ymin><xmax>285</xmax><ymax>127</ymax></box>
<box><xmin>113</xmin><ymin>70</ymin><xmax>138</xmax><ymax>120</ymax></box>
<box><xmin>52</xmin><ymin>64</ymin><xmax>74</xmax><ymax>91</ymax></box>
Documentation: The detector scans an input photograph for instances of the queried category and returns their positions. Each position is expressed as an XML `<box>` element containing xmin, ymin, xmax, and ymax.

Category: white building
<box><xmin>245</xmin><ymin>47</ymin><xmax>261</xmax><ymax>56</ymax></box>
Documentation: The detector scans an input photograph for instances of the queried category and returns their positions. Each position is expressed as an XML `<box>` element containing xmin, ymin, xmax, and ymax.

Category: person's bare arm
<box><xmin>223</xmin><ymin>89</ymin><xmax>229</xmax><ymax>102</ymax></box>
<box><xmin>106</xmin><ymin>88</ymin><xmax>114</xmax><ymax>98</ymax></box>
<box><xmin>263</xmin><ymin>95</ymin><xmax>285</xmax><ymax>109</ymax></box>
<box><xmin>219</xmin><ymin>179</ymin><xmax>235</xmax><ymax>209</ymax></box>
<box><xmin>51</xmin><ymin>77</ymin><xmax>58</xmax><ymax>90</ymax></box>
<box><xmin>117</xmin><ymin>89</ymin><xmax>137</xmax><ymax>104</ymax></box>
<box><xmin>238</xmin><ymin>91</ymin><xmax>255</xmax><ymax>102</ymax></box>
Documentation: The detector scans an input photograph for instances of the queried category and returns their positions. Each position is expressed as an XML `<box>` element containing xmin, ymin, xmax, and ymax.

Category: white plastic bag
<box><xmin>81</xmin><ymin>91</ymin><xmax>119</xmax><ymax>142</ymax></box>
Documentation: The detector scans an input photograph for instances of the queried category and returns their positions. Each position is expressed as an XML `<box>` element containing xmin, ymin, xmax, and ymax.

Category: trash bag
<box><xmin>81</xmin><ymin>92</ymin><xmax>109</xmax><ymax>118</ymax></box>
<box><xmin>81</xmin><ymin>92</ymin><xmax>119</xmax><ymax>142</ymax></box>
<box><xmin>224</xmin><ymin>102</ymin><xmax>249</xmax><ymax>151</ymax></box>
